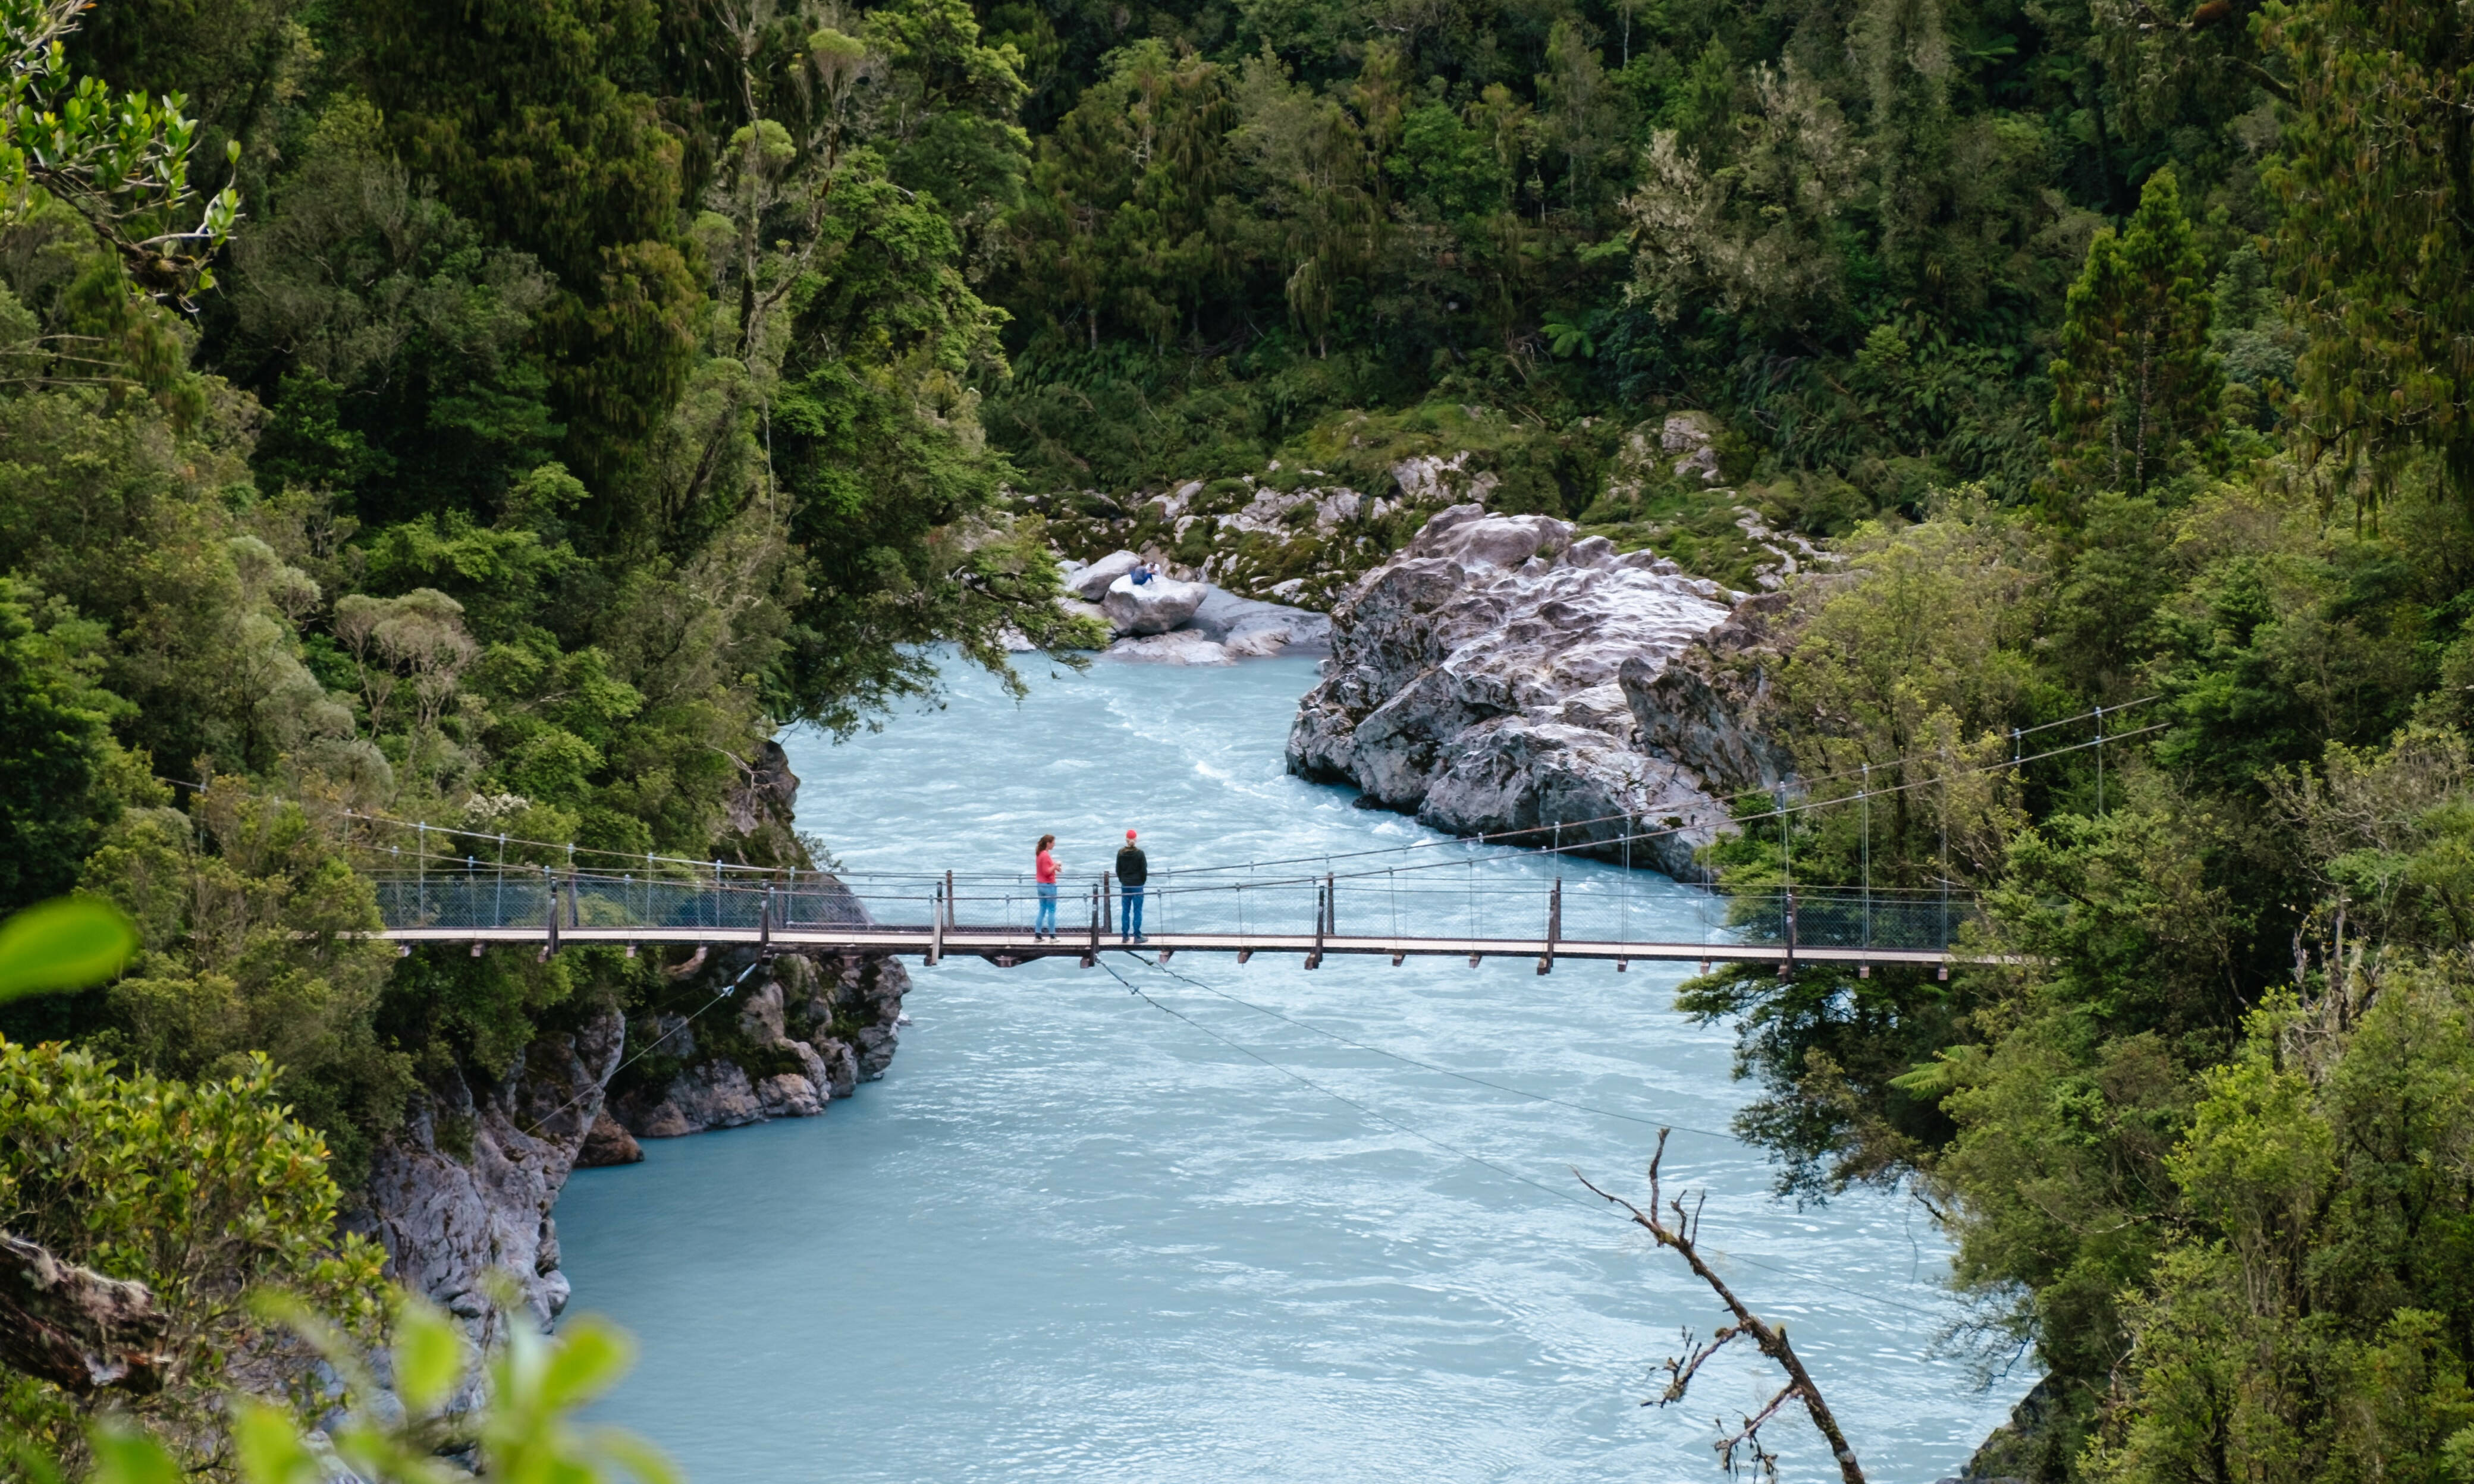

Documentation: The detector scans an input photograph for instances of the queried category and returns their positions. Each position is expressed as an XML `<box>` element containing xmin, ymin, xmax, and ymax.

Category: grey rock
<box><xmin>350</xmin><ymin>1010</ymin><xmax>623</xmax><ymax>1331</ymax></box>
<box><xmin>1418</xmin><ymin>717</ymin><xmax>1733</xmax><ymax>879</ymax></box>
<box><xmin>756</xmin><ymin>1072</ymin><xmax>825</xmax><ymax>1118</ymax></box>
<box><xmin>739</xmin><ymin>977</ymin><xmax>787</xmax><ymax>1043</ymax></box>
<box><xmin>1100</xmin><ymin>572</ymin><xmax>1206</xmax><ymax>634</ymax></box>
<box><xmin>1067</xmin><ymin>549</ymin><xmax>1143</xmax><ymax>600</ymax></box>
<box><xmin>611</xmin><ymin>948</ymin><xmax>911</xmax><ymax>1141</ymax></box>
<box><xmin>1948</xmin><ymin>1375</ymin><xmax>2059</xmax><ymax>1484</ymax></box>
<box><xmin>1663</xmin><ymin>411</ymin><xmax>1725</xmax><ymax>485</ymax></box>
<box><xmin>576</xmin><ymin>1111</ymin><xmax>642</xmax><ymax>1168</ymax></box>
<box><xmin>1107</xmin><ymin>629</ymin><xmax>1232</xmax><ymax>665</ymax></box>
<box><xmin>723</xmin><ymin>738</ymin><xmax>799</xmax><ymax>839</ymax></box>
<box><xmin>1621</xmin><ymin>588</ymin><xmax>1800</xmax><ymax>796</ymax></box>
<box><xmin>810</xmin><ymin>1037</ymin><xmax>861</xmax><ymax>1098</ymax></box>
<box><xmin>1056</xmin><ymin>596</ymin><xmax>1112</xmax><ymax>631</ymax></box>
<box><xmin>638</xmin><ymin>1060</ymin><xmax>764</xmax><ymax>1136</ymax></box>
<box><xmin>1289</xmin><ymin>504</ymin><xmax>1772</xmax><ymax>877</ymax></box>
<box><xmin>1188</xmin><ymin>586</ymin><xmax>1333</xmax><ymax>656</ymax></box>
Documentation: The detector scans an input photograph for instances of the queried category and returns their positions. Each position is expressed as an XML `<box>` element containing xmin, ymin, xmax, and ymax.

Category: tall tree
<box><xmin>2048</xmin><ymin>166</ymin><xmax>2219</xmax><ymax>508</ymax></box>
<box><xmin>357</xmin><ymin>0</ymin><xmax>701</xmax><ymax>526</ymax></box>
<box><xmin>2263</xmin><ymin>0</ymin><xmax>2474</xmax><ymax>513</ymax></box>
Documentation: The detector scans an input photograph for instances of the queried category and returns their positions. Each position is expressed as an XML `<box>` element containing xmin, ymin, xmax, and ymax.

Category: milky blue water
<box><xmin>556</xmin><ymin>654</ymin><xmax>2027</xmax><ymax>1482</ymax></box>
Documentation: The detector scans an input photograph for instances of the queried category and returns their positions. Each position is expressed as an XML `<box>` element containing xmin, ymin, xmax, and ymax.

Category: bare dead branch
<box><xmin>1656</xmin><ymin>1323</ymin><xmax>1741</xmax><ymax>1405</ymax></box>
<box><xmin>1578</xmin><ymin>1130</ymin><xmax>1868</xmax><ymax>1484</ymax></box>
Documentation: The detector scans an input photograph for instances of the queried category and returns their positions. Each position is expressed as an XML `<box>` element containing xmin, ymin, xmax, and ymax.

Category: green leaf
<box><xmin>231</xmin><ymin>1401</ymin><xmax>322</xmax><ymax>1484</ymax></box>
<box><xmin>84</xmin><ymin>1423</ymin><xmax>182</xmax><ymax>1484</ymax></box>
<box><xmin>0</xmin><ymin>897</ymin><xmax>138</xmax><ymax>1003</ymax></box>
<box><xmin>393</xmin><ymin>1294</ymin><xmax>467</xmax><ymax>1414</ymax></box>
<box><xmin>537</xmin><ymin>1315</ymin><xmax>636</xmax><ymax>1409</ymax></box>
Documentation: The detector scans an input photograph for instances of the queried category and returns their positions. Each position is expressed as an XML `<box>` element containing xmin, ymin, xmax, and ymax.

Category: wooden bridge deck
<box><xmin>379</xmin><ymin>922</ymin><xmax>1993</xmax><ymax>969</ymax></box>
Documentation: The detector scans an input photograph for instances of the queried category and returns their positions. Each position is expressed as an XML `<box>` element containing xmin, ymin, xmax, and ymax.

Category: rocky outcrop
<box><xmin>608</xmin><ymin>950</ymin><xmax>908</xmax><ymax>1141</ymax></box>
<box><xmin>359</xmin><ymin>729</ymin><xmax>919</xmax><ymax>1340</ymax></box>
<box><xmin>1057</xmin><ymin>551</ymin><xmax>1331</xmax><ymax>662</ymax></box>
<box><xmin>352</xmin><ymin>1010</ymin><xmax>624</xmax><ymax>1330</ymax></box>
<box><xmin>1038</xmin><ymin>449</ymin><xmax>1495</xmax><ymax>608</ymax></box>
<box><xmin>1936</xmin><ymin>1375</ymin><xmax>2059</xmax><ymax>1484</ymax></box>
<box><xmin>1066</xmin><ymin>549</ymin><xmax>1144</xmax><ymax>599</ymax></box>
<box><xmin>576</xmin><ymin>1111</ymin><xmax>642</xmax><ymax>1168</ymax></box>
<box><xmin>1289</xmin><ymin>504</ymin><xmax>1795</xmax><ymax>879</ymax></box>
<box><xmin>1619</xmin><ymin>588</ymin><xmax>1798</xmax><ymax>796</ymax></box>
<box><xmin>1100</xmin><ymin>572</ymin><xmax>1206</xmax><ymax>634</ymax></box>
<box><xmin>1190</xmin><ymin>586</ymin><xmax>1333</xmax><ymax>655</ymax></box>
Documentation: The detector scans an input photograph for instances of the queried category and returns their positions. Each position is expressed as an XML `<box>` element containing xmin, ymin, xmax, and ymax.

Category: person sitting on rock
<box><xmin>1116</xmin><ymin>829</ymin><xmax>1149</xmax><ymax>942</ymax></box>
<box><xmin>1130</xmin><ymin>562</ymin><xmax>1156</xmax><ymax>586</ymax></box>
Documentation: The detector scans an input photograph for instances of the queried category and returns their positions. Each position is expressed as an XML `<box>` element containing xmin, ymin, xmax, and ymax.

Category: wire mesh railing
<box><xmin>368</xmin><ymin>867</ymin><xmax>1980</xmax><ymax>955</ymax></box>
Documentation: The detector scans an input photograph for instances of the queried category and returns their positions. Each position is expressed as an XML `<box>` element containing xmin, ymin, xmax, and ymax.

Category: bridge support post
<box><xmin>927</xmin><ymin>884</ymin><xmax>943</xmax><ymax>967</ymax></box>
<box><xmin>1537</xmin><ymin>877</ymin><xmax>1560</xmax><ymax>975</ymax></box>
<box><xmin>1306</xmin><ymin>876</ymin><xmax>1326</xmax><ymax>970</ymax></box>
<box><xmin>944</xmin><ymin>870</ymin><xmax>955</xmax><ymax>930</ymax></box>
<box><xmin>1082</xmin><ymin>884</ymin><xmax>1099</xmax><ymax>967</ymax></box>
<box><xmin>1779</xmin><ymin>888</ymin><xmax>1797</xmax><ymax>978</ymax></box>
<box><xmin>1306</xmin><ymin>880</ymin><xmax>1326</xmax><ymax>974</ymax></box>
<box><xmin>542</xmin><ymin>876</ymin><xmax>560</xmax><ymax>963</ymax></box>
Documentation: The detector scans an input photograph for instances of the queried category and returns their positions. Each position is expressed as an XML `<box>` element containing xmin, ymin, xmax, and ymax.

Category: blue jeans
<box><xmin>1034</xmin><ymin>884</ymin><xmax>1057</xmax><ymax>936</ymax></box>
<box><xmin>1119</xmin><ymin>886</ymin><xmax>1145</xmax><ymax>938</ymax></box>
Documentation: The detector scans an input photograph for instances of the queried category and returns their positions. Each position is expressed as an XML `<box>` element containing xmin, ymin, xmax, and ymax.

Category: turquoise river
<box><xmin>557</xmin><ymin>653</ymin><xmax>2032</xmax><ymax>1482</ymax></box>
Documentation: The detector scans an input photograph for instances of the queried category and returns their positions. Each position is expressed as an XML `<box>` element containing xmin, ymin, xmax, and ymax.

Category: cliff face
<box><xmin>1288</xmin><ymin>505</ymin><xmax>1800</xmax><ymax>879</ymax></box>
<box><xmin>357</xmin><ymin>741</ymin><xmax>914</xmax><ymax>1326</ymax></box>
<box><xmin>350</xmin><ymin>1011</ymin><xmax>623</xmax><ymax>1331</ymax></box>
<box><xmin>602</xmin><ymin>949</ymin><xmax>911</xmax><ymax>1143</ymax></box>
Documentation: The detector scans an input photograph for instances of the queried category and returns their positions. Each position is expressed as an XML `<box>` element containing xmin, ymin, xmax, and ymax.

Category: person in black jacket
<box><xmin>1116</xmin><ymin>830</ymin><xmax>1148</xmax><ymax>942</ymax></box>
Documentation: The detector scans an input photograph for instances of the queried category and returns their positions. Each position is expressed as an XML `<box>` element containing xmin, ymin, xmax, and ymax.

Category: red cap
<box><xmin>1126</xmin><ymin>829</ymin><xmax>1138</xmax><ymax>840</ymax></box>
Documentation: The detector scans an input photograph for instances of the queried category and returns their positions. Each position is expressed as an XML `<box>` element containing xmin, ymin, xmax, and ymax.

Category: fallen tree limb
<box><xmin>0</xmin><ymin>1230</ymin><xmax>169</xmax><ymax>1394</ymax></box>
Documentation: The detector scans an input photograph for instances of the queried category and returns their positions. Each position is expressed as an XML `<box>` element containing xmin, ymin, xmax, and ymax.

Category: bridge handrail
<box><xmin>361</xmin><ymin>866</ymin><xmax>1983</xmax><ymax>955</ymax></box>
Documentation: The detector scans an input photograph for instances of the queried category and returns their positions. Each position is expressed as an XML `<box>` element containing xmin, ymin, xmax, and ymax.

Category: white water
<box><xmin>557</xmin><ymin>655</ymin><xmax>2027</xmax><ymax>1481</ymax></box>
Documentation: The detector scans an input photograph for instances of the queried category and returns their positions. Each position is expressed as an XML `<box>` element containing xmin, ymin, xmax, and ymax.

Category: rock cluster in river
<box><xmin>1288</xmin><ymin>504</ymin><xmax>1795</xmax><ymax>878</ymax></box>
<box><xmin>1057</xmin><ymin>551</ymin><xmax>1332</xmax><ymax>664</ymax></box>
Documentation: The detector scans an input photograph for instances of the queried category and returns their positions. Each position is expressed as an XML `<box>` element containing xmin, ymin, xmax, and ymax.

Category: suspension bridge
<box><xmin>334</xmin><ymin>694</ymin><xmax>2162</xmax><ymax>975</ymax></box>
<box><xmin>369</xmin><ymin>864</ymin><xmax>1989</xmax><ymax>975</ymax></box>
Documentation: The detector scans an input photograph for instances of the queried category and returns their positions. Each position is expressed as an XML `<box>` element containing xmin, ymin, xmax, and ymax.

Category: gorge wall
<box><xmin>352</xmin><ymin>745</ymin><xmax>911</xmax><ymax>1328</ymax></box>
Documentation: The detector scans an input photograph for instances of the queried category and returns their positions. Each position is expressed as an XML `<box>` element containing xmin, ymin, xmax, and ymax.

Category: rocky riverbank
<box><xmin>353</xmin><ymin>747</ymin><xmax>911</xmax><ymax>1329</ymax></box>
<box><xmin>1288</xmin><ymin>504</ymin><xmax>1797</xmax><ymax>879</ymax></box>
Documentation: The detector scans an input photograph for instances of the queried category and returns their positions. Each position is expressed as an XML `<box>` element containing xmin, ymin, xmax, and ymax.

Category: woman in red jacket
<box><xmin>1032</xmin><ymin>834</ymin><xmax>1059</xmax><ymax>940</ymax></box>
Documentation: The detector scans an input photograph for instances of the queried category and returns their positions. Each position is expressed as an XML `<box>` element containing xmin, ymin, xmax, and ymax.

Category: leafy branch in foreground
<box><xmin>1578</xmin><ymin>1130</ymin><xmax>1867</xmax><ymax>1484</ymax></box>
<box><xmin>75</xmin><ymin>1285</ymin><xmax>676</xmax><ymax>1484</ymax></box>
<box><xmin>0</xmin><ymin>0</ymin><xmax>240</xmax><ymax>306</ymax></box>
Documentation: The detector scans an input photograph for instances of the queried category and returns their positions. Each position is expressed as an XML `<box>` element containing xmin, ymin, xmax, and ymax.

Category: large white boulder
<box><xmin>1286</xmin><ymin>504</ymin><xmax>1760</xmax><ymax>879</ymax></box>
<box><xmin>1188</xmin><ymin>586</ymin><xmax>1333</xmax><ymax>656</ymax></box>
<box><xmin>1067</xmin><ymin>550</ymin><xmax>1144</xmax><ymax>600</ymax></box>
<box><xmin>1101</xmin><ymin>571</ymin><xmax>1206</xmax><ymax>634</ymax></box>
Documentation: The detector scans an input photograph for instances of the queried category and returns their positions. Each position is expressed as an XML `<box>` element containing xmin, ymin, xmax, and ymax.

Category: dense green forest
<box><xmin>7</xmin><ymin>0</ymin><xmax>2474</xmax><ymax>1476</ymax></box>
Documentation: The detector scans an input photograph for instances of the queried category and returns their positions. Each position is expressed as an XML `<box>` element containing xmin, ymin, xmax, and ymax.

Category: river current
<box><xmin>557</xmin><ymin>655</ymin><xmax>2030</xmax><ymax>1482</ymax></box>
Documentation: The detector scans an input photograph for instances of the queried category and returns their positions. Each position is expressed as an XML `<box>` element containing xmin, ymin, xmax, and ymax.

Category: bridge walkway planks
<box><xmin>378</xmin><ymin>923</ymin><xmax>2000</xmax><ymax>968</ymax></box>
